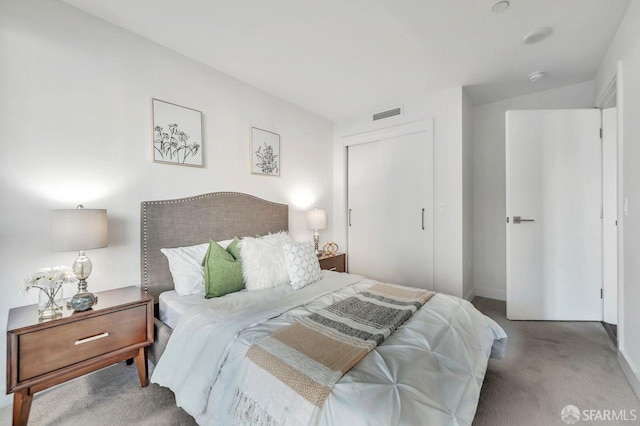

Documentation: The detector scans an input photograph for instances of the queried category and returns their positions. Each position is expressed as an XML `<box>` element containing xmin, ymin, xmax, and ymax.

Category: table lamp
<box><xmin>306</xmin><ymin>208</ymin><xmax>327</xmax><ymax>256</ymax></box>
<box><xmin>51</xmin><ymin>205</ymin><xmax>108</xmax><ymax>310</ymax></box>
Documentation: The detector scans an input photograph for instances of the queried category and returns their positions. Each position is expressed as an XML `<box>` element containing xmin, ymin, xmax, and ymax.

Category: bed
<box><xmin>142</xmin><ymin>192</ymin><xmax>507</xmax><ymax>426</ymax></box>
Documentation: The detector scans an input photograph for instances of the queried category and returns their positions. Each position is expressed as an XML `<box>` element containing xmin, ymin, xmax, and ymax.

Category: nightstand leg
<box><xmin>134</xmin><ymin>346</ymin><xmax>149</xmax><ymax>387</ymax></box>
<box><xmin>13</xmin><ymin>389</ymin><xmax>33</xmax><ymax>426</ymax></box>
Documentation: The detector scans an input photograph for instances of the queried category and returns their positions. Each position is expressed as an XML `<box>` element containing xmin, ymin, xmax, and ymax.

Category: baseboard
<box><xmin>618</xmin><ymin>350</ymin><xmax>640</xmax><ymax>400</ymax></box>
<box><xmin>474</xmin><ymin>287</ymin><xmax>506</xmax><ymax>301</ymax></box>
<box><xmin>464</xmin><ymin>287</ymin><xmax>476</xmax><ymax>301</ymax></box>
<box><xmin>602</xmin><ymin>322</ymin><xmax>618</xmax><ymax>347</ymax></box>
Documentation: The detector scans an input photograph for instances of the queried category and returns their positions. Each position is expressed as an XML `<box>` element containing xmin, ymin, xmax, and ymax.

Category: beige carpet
<box><xmin>1</xmin><ymin>297</ymin><xmax>638</xmax><ymax>425</ymax></box>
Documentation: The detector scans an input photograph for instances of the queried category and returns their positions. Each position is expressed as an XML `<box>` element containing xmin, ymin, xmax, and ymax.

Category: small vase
<box><xmin>38</xmin><ymin>284</ymin><xmax>64</xmax><ymax>319</ymax></box>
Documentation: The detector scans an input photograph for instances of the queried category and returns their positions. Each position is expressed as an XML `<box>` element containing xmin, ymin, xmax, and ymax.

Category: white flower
<box><xmin>23</xmin><ymin>265</ymin><xmax>78</xmax><ymax>292</ymax></box>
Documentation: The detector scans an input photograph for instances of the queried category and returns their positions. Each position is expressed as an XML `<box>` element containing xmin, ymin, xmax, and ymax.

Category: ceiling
<box><xmin>62</xmin><ymin>0</ymin><xmax>630</xmax><ymax>121</ymax></box>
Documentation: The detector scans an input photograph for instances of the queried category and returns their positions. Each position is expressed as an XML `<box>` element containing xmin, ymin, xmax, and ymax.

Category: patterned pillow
<box><xmin>283</xmin><ymin>241</ymin><xmax>322</xmax><ymax>290</ymax></box>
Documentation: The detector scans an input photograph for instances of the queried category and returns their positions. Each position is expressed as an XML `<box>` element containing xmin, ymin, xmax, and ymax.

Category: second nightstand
<box><xmin>318</xmin><ymin>252</ymin><xmax>346</xmax><ymax>273</ymax></box>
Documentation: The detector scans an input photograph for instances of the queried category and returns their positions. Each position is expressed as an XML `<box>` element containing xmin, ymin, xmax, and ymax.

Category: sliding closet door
<box><xmin>348</xmin><ymin>129</ymin><xmax>433</xmax><ymax>289</ymax></box>
<box><xmin>348</xmin><ymin>142</ymin><xmax>386</xmax><ymax>281</ymax></box>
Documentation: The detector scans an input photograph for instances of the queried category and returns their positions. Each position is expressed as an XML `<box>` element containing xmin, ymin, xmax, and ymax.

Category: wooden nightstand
<box><xmin>6</xmin><ymin>286</ymin><xmax>153</xmax><ymax>426</ymax></box>
<box><xmin>318</xmin><ymin>252</ymin><xmax>346</xmax><ymax>273</ymax></box>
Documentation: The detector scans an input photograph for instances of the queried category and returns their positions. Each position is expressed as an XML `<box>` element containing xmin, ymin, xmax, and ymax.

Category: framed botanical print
<box><xmin>251</xmin><ymin>127</ymin><xmax>280</xmax><ymax>176</ymax></box>
<box><xmin>152</xmin><ymin>98</ymin><xmax>204</xmax><ymax>167</ymax></box>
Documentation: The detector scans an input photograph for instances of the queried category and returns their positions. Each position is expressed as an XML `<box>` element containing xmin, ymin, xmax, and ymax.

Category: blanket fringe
<box><xmin>230</xmin><ymin>387</ymin><xmax>281</xmax><ymax>426</ymax></box>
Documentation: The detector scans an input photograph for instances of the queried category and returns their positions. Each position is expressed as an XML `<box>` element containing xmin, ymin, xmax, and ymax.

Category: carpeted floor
<box><xmin>1</xmin><ymin>297</ymin><xmax>638</xmax><ymax>425</ymax></box>
<box><xmin>473</xmin><ymin>297</ymin><xmax>640</xmax><ymax>425</ymax></box>
<box><xmin>0</xmin><ymin>362</ymin><xmax>197</xmax><ymax>426</ymax></box>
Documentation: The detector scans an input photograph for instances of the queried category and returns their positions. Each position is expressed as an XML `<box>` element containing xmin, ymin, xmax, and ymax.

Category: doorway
<box><xmin>602</xmin><ymin>107</ymin><xmax>618</xmax><ymax>342</ymax></box>
<box><xmin>597</xmin><ymin>72</ymin><xmax>619</xmax><ymax>343</ymax></box>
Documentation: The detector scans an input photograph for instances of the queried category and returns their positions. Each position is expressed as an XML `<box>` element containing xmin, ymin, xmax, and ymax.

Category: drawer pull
<box><xmin>75</xmin><ymin>332</ymin><xmax>109</xmax><ymax>346</ymax></box>
<box><xmin>329</xmin><ymin>267</ymin><xmax>337</xmax><ymax>271</ymax></box>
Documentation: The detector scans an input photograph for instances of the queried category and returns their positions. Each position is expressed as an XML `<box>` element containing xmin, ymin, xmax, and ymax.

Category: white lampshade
<box><xmin>51</xmin><ymin>207</ymin><xmax>108</xmax><ymax>252</ymax></box>
<box><xmin>306</xmin><ymin>208</ymin><xmax>327</xmax><ymax>231</ymax></box>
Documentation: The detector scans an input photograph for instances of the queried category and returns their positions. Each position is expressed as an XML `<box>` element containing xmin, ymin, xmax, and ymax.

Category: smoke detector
<box><xmin>522</xmin><ymin>27</ymin><xmax>553</xmax><ymax>44</ymax></box>
<box><xmin>528</xmin><ymin>71</ymin><xmax>546</xmax><ymax>82</ymax></box>
<box><xmin>490</xmin><ymin>1</ymin><xmax>510</xmax><ymax>13</ymax></box>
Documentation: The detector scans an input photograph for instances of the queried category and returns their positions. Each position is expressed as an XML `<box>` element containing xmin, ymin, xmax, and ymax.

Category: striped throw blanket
<box><xmin>230</xmin><ymin>283</ymin><xmax>434</xmax><ymax>425</ymax></box>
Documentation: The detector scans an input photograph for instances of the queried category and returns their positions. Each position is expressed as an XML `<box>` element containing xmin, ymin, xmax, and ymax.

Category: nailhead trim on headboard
<box><xmin>141</xmin><ymin>192</ymin><xmax>289</xmax><ymax>297</ymax></box>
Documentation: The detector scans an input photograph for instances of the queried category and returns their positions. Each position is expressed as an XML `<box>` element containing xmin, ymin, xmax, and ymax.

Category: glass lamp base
<box><xmin>314</xmin><ymin>232</ymin><xmax>321</xmax><ymax>256</ymax></box>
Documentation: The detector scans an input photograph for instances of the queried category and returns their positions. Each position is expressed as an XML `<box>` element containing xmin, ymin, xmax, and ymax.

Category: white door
<box><xmin>347</xmin><ymin>129</ymin><xmax>433</xmax><ymax>289</ymax></box>
<box><xmin>506</xmin><ymin>110</ymin><xmax>602</xmax><ymax>320</ymax></box>
<box><xmin>603</xmin><ymin>107</ymin><xmax>618</xmax><ymax>324</ymax></box>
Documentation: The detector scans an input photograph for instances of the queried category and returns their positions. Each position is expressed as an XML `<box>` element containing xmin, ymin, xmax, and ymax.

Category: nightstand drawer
<box><xmin>319</xmin><ymin>253</ymin><xmax>346</xmax><ymax>272</ymax></box>
<box><xmin>18</xmin><ymin>305</ymin><xmax>148</xmax><ymax>381</ymax></box>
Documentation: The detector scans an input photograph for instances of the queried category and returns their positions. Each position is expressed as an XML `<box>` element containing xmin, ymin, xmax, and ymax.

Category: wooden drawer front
<box><xmin>18</xmin><ymin>305</ymin><xmax>147</xmax><ymax>382</ymax></box>
<box><xmin>320</xmin><ymin>255</ymin><xmax>345</xmax><ymax>272</ymax></box>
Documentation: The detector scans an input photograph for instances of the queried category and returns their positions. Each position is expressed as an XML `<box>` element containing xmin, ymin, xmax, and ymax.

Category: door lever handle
<box><xmin>513</xmin><ymin>216</ymin><xmax>535</xmax><ymax>224</ymax></box>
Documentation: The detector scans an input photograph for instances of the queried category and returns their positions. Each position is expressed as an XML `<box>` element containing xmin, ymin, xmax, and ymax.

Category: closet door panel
<box><xmin>347</xmin><ymin>130</ymin><xmax>433</xmax><ymax>290</ymax></box>
<box><xmin>347</xmin><ymin>141</ymin><xmax>385</xmax><ymax>282</ymax></box>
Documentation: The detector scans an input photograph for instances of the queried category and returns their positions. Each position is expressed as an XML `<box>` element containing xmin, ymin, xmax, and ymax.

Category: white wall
<box><xmin>0</xmin><ymin>0</ymin><xmax>333</xmax><ymax>405</ymax></box>
<box><xmin>595</xmin><ymin>0</ymin><xmax>640</xmax><ymax>398</ymax></box>
<box><xmin>462</xmin><ymin>89</ymin><xmax>474</xmax><ymax>301</ymax></box>
<box><xmin>333</xmin><ymin>87</ymin><xmax>465</xmax><ymax>298</ymax></box>
<box><xmin>472</xmin><ymin>81</ymin><xmax>595</xmax><ymax>301</ymax></box>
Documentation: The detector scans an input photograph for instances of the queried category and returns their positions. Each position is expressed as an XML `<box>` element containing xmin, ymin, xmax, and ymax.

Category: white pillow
<box><xmin>161</xmin><ymin>239</ymin><xmax>233</xmax><ymax>296</ymax></box>
<box><xmin>239</xmin><ymin>232</ymin><xmax>291</xmax><ymax>291</ymax></box>
<box><xmin>283</xmin><ymin>241</ymin><xmax>322</xmax><ymax>290</ymax></box>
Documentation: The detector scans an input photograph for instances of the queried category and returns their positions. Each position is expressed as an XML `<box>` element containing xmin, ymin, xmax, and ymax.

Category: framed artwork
<box><xmin>152</xmin><ymin>98</ymin><xmax>204</xmax><ymax>167</ymax></box>
<box><xmin>251</xmin><ymin>127</ymin><xmax>280</xmax><ymax>176</ymax></box>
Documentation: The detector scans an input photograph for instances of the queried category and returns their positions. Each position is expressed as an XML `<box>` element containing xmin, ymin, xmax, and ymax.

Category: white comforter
<box><xmin>151</xmin><ymin>272</ymin><xmax>507</xmax><ymax>426</ymax></box>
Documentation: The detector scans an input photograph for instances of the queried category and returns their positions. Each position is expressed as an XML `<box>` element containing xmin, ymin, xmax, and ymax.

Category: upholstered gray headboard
<box><xmin>141</xmin><ymin>192</ymin><xmax>289</xmax><ymax>301</ymax></box>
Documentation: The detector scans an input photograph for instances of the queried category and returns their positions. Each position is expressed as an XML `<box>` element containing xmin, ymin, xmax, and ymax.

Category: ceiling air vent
<box><xmin>372</xmin><ymin>106</ymin><xmax>403</xmax><ymax>121</ymax></box>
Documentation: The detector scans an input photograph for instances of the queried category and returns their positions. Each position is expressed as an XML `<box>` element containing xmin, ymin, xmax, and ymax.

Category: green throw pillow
<box><xmin>227</xmin><ymin>236</ymin><xmax>242</xmax><ymax>260</ymax></box>
<box><xmin>203</xmin><ymin>238</ymin><xmax>244</xmax><ymax>298</ymax></box>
